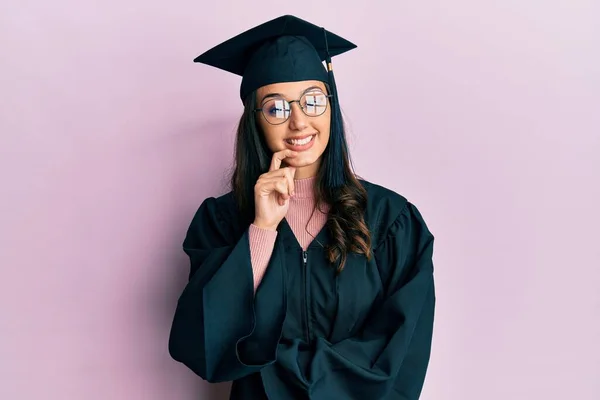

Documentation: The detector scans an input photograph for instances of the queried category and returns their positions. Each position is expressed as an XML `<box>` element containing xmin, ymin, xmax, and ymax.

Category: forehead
<box><xmin>256</xmin><ymin>80</ymin><xmax>327</xmax><ymax>99</ymax></box>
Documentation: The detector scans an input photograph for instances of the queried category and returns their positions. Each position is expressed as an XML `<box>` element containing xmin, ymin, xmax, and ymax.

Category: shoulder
<box><xmin>192</xmin><ymin>190</ymin><xmax>239</xmax><ymax>220</ymax></box>
<box><xmin>357</xmin><ymin>178</ymin><xmax>425</xmax><ymax>248</ymax></box>
<box><xmin>186</xmin><ymin>190</ymin><xmax>243</xmax><ymax>242</ymax></box>
<box><xmin>358</xmin><ymin>178</ymin><xmax>408</xmax><ymax>215</ymax></box>
<box><xmin>212</xmin><ymin>190</ymin><xmax>240</xmax><ymax>221</ymax></box>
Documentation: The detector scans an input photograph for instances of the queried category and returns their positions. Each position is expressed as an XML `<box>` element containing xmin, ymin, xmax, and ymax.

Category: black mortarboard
<box><xmin>193</xmin><ymin>15</ymin><xmax>357</xmax><ymax>102</ymax></box>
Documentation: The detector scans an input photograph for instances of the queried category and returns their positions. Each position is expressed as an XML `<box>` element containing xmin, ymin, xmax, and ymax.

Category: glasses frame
<box><xmin>254</xmin><ymin>88</ymin><xmax>333</xmax><ymax>125</ymax></box>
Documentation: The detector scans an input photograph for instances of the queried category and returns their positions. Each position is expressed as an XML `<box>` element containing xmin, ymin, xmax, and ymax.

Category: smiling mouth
<box><xmin>284</xmin><ymin>134</ymin><xmax>316</xmax><ymax>145</ymax></box>
<box><xmin>283</xmin><ymin>134</ymin><xmax>316</xmax><ymax>152</ymax></box>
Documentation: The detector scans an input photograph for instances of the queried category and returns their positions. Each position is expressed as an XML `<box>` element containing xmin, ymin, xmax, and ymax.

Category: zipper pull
<box><xmin>302</xmin><ymin>250</ymin><xmax>307</xmax><ymax>265</ymax></box>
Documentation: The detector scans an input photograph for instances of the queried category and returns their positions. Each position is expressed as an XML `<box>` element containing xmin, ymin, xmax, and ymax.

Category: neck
<box><xmin>288</xmin><ymin>158</ymin><xmax>321</xmax><ymax>180</ymax></box>
<box><xmin>293</xmin><ymin>175</ymin><xmax>317</xmax><ymax>198</ymax></box>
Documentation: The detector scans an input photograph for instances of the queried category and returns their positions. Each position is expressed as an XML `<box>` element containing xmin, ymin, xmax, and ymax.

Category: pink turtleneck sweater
<box><xmin>248</xmin><ymin>175</ymin><xmax>330</xmax><ymax>291</ymax></box>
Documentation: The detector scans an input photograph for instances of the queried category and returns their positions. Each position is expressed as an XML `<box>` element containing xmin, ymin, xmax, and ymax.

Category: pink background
<box><xmin>1</xmin><ymin>1</ymin><xmax>599</xmax><ymax>399</ymax></box>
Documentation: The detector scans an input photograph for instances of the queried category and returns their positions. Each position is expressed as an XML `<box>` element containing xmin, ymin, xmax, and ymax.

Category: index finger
<box><xmin>269</xmin><ymin>149</ymin><xmax>298</xmax><ymax>172</ymax></box>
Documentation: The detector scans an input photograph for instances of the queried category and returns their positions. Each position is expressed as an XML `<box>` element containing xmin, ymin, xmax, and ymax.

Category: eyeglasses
<box><xmin>254</xmin><ymin>88</ymin><xmax>333</xmax><ymax>125</ymax></box>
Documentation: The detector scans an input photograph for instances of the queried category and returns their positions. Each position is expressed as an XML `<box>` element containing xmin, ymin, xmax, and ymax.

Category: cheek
<box><xmin>260</xmin><ymin>124</ymin><xmax>285</xmax><ymax>150</ymax></box>
<box><xmin>317</xmin><ymin>115</ymin><xmax>331</xmax><ymax>144</ymax></box>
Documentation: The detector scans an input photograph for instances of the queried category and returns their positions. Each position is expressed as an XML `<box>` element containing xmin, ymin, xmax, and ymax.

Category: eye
<box><xmin>263</xmin><ymin>99</ymin><xmax>290</xmax><ymax>119</ymax></box>
<box><xmin>266</xmin><ymin>104</ymin><xmax>278</xmax><ymax>116</ymax></box>
<box><xmin>301</xmin><ymin>90</ymin><xmax>328</xmax><ymax>116</ymax></box>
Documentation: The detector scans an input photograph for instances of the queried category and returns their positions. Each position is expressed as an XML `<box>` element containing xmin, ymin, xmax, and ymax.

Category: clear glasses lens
<box><xmin>301</xmin><ymin>90</ymin><xmax>328</xmax><ymax>116</ymax></box>
<box><xmin>262</xmin><ymin>98</ymin><xmax>291</xmax><ymax>123</ymax></box>
<box><xmin>261</xmin><ymin>90</ymin><xmax>328</xmax><ymax>124</ymax></box>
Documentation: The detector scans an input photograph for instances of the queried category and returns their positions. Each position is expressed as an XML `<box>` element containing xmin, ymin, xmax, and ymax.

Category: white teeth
<box><xmin>286</xmin><ymin>135</ymin><xmax>313</xmax><ymax>145</ymax></box>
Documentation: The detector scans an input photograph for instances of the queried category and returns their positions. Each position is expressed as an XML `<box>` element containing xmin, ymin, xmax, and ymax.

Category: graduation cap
<box><xmin>193</xmin><ymin>15</ymin><xmax>357</xmax><ymax>102</ymax></box>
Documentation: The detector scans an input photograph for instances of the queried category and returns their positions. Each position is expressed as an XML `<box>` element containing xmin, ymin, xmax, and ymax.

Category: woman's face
<box><xmin>256</xmin><ymin>80</ymin><xmax>331</xmax><ymax>179</ymax></box>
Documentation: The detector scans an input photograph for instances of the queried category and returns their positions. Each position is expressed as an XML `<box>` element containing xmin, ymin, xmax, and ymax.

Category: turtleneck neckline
<box><xmin>293</xmin><ymin>175</ymin><xmax>317</xmax><ymax>198</ymax></box>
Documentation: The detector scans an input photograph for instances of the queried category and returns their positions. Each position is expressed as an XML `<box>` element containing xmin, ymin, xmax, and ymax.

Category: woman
<box><xmin>168</xmin><ymin>15</ymin><xmax>436</xmax><ymax>400</ymax></box>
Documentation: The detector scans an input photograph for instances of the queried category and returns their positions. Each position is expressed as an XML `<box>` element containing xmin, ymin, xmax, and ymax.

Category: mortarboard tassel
<box><xmin>322</xmin><ymin>28</ymin><xmax>347</xmax><ymax>189</ymax></box>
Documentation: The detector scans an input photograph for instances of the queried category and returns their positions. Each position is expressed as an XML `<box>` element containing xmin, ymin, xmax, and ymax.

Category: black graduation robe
<box><xmin>168</xmin><ymin>179</ymin><xmax>436</xmax><ymax>400</ymax></box>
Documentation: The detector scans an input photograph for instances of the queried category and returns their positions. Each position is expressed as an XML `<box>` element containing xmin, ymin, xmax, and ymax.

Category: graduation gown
<box><xmin>168</xmin><ymin>179</ymin><xmax>436</xmax><ymax>399</ymax></box>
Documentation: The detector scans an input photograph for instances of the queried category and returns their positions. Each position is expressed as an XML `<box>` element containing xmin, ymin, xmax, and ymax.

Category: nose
<box><xmin>288</xmin><ymin>101</ymin><xmax>308</xmax><ymax>131</ymax></box>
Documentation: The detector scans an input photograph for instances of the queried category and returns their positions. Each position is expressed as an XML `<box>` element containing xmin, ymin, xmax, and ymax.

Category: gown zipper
<box><xmin>302</xmin><ymin>250</ymin><xmax>311</xmax><ymax>344</ymax></box>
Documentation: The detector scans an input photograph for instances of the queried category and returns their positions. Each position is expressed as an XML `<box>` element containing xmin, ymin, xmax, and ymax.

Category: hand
<box><xmin>253</xmin><ymin>149</ymin><xmax>298</xmax><ymax>230</ymax></box>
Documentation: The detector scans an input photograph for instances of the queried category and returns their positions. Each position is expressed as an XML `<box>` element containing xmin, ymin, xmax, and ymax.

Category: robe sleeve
<box><xmin>308</xmin><ymin>201</ymin><xmax>436</xmax><ymax>399</ymax></box>
<box><xmin>168</xmin><ymin>197</ymin><xmax>287</xmax><ymax>383</ymax></box>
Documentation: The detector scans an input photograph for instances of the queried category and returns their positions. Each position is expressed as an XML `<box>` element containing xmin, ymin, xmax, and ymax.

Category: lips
<box><xmin>283</xmin><ymin>134</ymin><xmax>316</xmax><ymax>151</ymax></box>
<box><xmin>284</xmin><ymin>133</ymin><xmax>317</xmax><ymax>141</ymax></box>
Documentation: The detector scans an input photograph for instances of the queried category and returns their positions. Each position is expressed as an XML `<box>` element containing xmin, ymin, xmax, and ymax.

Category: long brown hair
<box><xmin>227</xmin><ymin>87</ymin><xmax>372</xmax><ymax>272</ymax></box>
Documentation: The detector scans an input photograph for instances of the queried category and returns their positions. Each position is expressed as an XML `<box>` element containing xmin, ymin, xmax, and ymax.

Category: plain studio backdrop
<box><xmin>1</xmin><ymin>1</ymin><xmax>599</xmax><ymax>399</ymax></box>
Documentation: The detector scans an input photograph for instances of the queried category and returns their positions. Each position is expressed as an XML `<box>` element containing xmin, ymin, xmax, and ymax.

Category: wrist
<box><xmin>252</xmin><ymin>220</ymin><xmax>278</xmax><ymax>231</ymax></box>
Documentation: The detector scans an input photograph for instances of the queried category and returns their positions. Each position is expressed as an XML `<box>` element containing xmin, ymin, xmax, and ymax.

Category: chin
<box><xmin>284</xmin><ymin>158</ymin><xmax>307</xmax><ymax>167</ymax></box>
<box><xmin>291</xmin><ymin>153</ymin><xmax>318</xmax><ymax>164</ymax></box>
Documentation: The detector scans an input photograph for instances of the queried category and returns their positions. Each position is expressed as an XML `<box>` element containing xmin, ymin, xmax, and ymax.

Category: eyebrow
<box><xmin>260</xmin><ymin>85</ymin><xmax>324</xmax><ymax>104</ymax></box>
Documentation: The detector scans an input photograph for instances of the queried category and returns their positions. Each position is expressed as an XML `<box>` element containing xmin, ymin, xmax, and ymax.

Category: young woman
<box><xmin>169</xmin><ymin>15</ymin><xmax>436</xmax><ymax>400</ymax></box>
